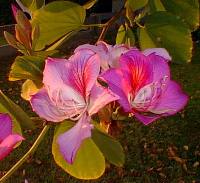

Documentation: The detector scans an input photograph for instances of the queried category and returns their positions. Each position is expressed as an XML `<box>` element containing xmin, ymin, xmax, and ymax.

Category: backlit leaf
<box><xmin>52</xmin><ymin>121</ymin><xmax>105</xmax><ymax>179</ymax></box>
<box><xmin>32</xmin><ymin>1</ymin><xmax>86</xmax><ymax>50</ymax></box>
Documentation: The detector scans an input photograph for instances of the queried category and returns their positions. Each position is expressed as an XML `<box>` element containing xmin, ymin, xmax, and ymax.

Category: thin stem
<box><xmin>97</xmin><ymin>8</ymin><xmax>125</xmax><ymax>43</ymax></box>
<box><xmin>82</xmin><ymin>23</ymin><xmax>106</xmax><ymax>28</ymax></box>
<box><xmin>0</xmin><ymin>124</ymin><xmax>50</xmax><ymax>183</ymax></box>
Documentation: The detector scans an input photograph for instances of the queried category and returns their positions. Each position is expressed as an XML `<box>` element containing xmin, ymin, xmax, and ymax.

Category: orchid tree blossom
<box><xmin>75</xmin><ymin>42</ymin><xmax>171</xmax><ymax>71</ymax></box>
<box><xmin>75</xmin><ymin>41</ymin><xmax>130</xmax><ymax>70</ymax></box>
<box><xmin>30</xmin><ymin>50</ymin><xmax>119</xmax><ymax>164</ymax></box>
<box><xmin>0</xmin><ymin>113</ymin><xmax>24</xmax><ymax>161</ymax></box>
<box><xmin>101</xmin><ymin>49</ymin><xmax>188</xmax><ymax>125</ymax></box>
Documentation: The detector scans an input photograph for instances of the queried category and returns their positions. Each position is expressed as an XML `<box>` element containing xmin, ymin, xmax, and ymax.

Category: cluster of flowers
<box><xmin>0</xmin><ymin>42</ymin><xmax>188</xmax><ymax>164</ymax></box>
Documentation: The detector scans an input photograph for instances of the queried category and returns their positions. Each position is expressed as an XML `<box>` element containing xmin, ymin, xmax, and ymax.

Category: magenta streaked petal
<box><xmin>97</xmin><ymin>41</ymin><xmax>112</xmax><ymax>51</ymax></box>
<box><xmin>68</xmin><ymin>50</ymin><xmax>100</xmax><ymax>97</ymax></box>
<box><xmin>43</xmin><ymin>58</ymin><xmax>86</xmax><ymax>116</ymax></box>
<box><xmin>149</xmin><ymin>81</ymin><xmax>189</xmax><ymax>115</ymax></box>
<box><xmin>148</xmin><ymin>53</ymin><xmax>170</xmax><ymax>85</ymax></box>
<box><xmin>0</xmin><ymin>134</ymin><xmax>24</xmax><ymax>161</ymax></box>
<box><xmin>74</xmin><ymin>43</ymin><xmax>110</xmax><ymax>70</ymax></box>
<box><xmin>57</xmin><ymin>113</ymin><xmax>93</xmax><ymax>164</ymax></box>
<box><xmin>135</xmin><ymin>113</ymin><xmax>161</xmax><ymax>125</ymax></box>
<box><xmin>30</xmin><ymin>88</ymin><xmax>68</xmax><ymax>122</ymax></box>
<box><xmin>43</xmin><ymin>57</ymin><xmax>68</xmax><ymax>90</ymax></box>
<box><xmin>88</xmin><ymin>83</ymin><xmax>119</xmax><ymax>115</ymax></box>
<box><xmin>108</xmin><ymin>44</ymin><xmax>130</xmax><ymax>68</ymax></box>
<box><xmin>132</xmin><ymin>83</ymin><xmax>162</xmax><ymax>112</ymax></box>
<box><xmin>143</xmin><ymin>48</ymin><xmax>171</xmax><ymax>61</ymax></box>
<box><xmin>120</xmin><ymin>49</ymin><xmax>153</xmax><ymax>93</ymax></box>
<box><xmin>101</xmin><ymin>69</ymin><xmax>132</xmax><ymax>112</ymax></box>
<box><xmin>0</xmin><ymin>114</ymin><xmax>12</xmax><ymax>142</ymax></box>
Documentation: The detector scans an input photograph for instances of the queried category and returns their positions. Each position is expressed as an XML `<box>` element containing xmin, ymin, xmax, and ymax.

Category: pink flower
<box><xmin>75</xmin><ymin>41</ymin><xmax>171</xmax><ymax>71</ymax></box>
<box><xmin>75</xmin><ymin>41</ymin><xmax>130</xmax><ymax>70</ymax></box>
<box><xmin>0</xmin><ymin>113</ymin><xmax>24</xmax><ymax>161</ymax></box>
<box><xmin>101</xmin><ymin>49</ymin><xmax>188</xmax><ymax>125</ymax></box>
<box><xmin>30</xmin><ymin>50</ymin><xmax>119</xmax><ymax>164</ymax></box>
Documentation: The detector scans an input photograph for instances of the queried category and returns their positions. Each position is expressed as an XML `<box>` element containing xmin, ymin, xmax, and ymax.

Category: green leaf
<box><xmin>139</xmin><ymin>28</ymin><xmax>156</xmax><ymax>49</ymax></box>
<box><xmin>92</xmin><ymin>128</ymin><xmax>125</xmax><ymax>167</ymax></box>
<box><xmin>21</xmin><ymin>79</ymin><xmax>42</xmax><ymax>100</ymax></box>
<box><xmin>140</xmin><ymin>11</ymin><xmax>192</xmax><ymax>63</ymax></box>
<box><xmin>32</xmin><ymin>1</ymin><xmax>86</xmax><ymax>50</ymax></box>
<box><xmin>46</xmin><ymin>31</ymin><xmax>78</xmax><ymax>51</ymax></box>
<box><xmin>19</xmin><ymin>0</ymin><xmax>45</xmax><ymax>13</ymax></box>
<box><xmin>83</xmin><ymin>0</ymin><xmax>98</xmax><ymax>9</ymax></box>
<box><xmin>52</xmin><ymin>121</ymin><xmax>105</xmax><ymax>179</ymax></box>
<box><xmin>0</xmin><ymin>91</ymin><xmax>34</xmax><ymax>129</ymax></box>
<box><xmin>9</xmin><ymin>56</ymin><xmax>44</xmax><ymax>81</ymax></box>
<box><xmin>126</xmin><ymin>0</ymin><xmax>148</xmax><ymax>11</ymax></box>
<box><xmin>148</xmin><ymin>0</ymin><xmax>166</xmax><ymax>13</ymax></box>
<box><xmin>116</xmin><ymin>25</ymin><xmax>135</xmax><ymax>46</ymax></box>
<box><xmin>161</xmin><ymin>0</ymin><xmax>199</xmax><ymax>30</ymax></box>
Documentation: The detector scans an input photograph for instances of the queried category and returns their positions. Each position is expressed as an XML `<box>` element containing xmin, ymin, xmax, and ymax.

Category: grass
<box><xmin>0</xmin><ymin>47</ymin><xmax>199</xmax><ymax>183</ymax></box>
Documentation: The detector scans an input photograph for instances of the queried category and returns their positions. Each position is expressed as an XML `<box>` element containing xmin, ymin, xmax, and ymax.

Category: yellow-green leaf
<box><xmin>32</xmin><ymin>1</ymin><xmax>86</xmax><ymax>50</ymax></box>
<box><xmin>0</xmin><ymin>91</ymin><xmax>34</xmax><ymax>129</ymax></box>
<box><xmin>92</xmin><ymin>128</ymin><xmax>125</xmax><ymax>167</ymax></box>
<box><xmin>52</xmin><ymin>121</ymin><xmax>105</xmax><ymax>179</ymax></box>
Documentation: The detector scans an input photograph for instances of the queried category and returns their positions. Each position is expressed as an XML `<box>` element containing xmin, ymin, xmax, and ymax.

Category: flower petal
<box><xmin>68</xmin><ymin>50</ymin><xmax>100</xmax><ymax>97</ymax></box>
<box><xmin>108</xmin><ymin>44</ymin><xmax>130</xmax><ymax>68</ymax></box>
<box><xmin>135</xmin><ymin>113</ymin><xmax>161</xmax><ymax>125</ymax></box>
<box><xmin>147</xmin><ymin>53</ymin><xmax>170</xmax><ymax>85</ymax></box>
<box><xmin>0</xmin><ymin>134</ymin><xmax>24</xmax><ymax>161</ymax></box>
<box><xmin>149</xmin><ymin>81</ymin><xmax>189</xmax><ymax>115</ymax></box>
<box><xmin>101</xmin><ymin>69</ymin><xmax>132</xmax><ymax>112</ymax></box>
<box><xmin>43</xmin><ymin>58</ymin><xmax>86</xmax><ymax>116</ymax></box>
<box><xmin>88</xmin><ymin>83</ymin><xmax>119</xmax><ymax>115</ymax></box>
<box><xmin>0</xmin><ymin>114</ymin><xmax>12</xmax><ymax>142</ymax></box>
<box><xmin>30</xmin><ymin>88</ymin><xmax>69</xmax><ymax>122</ymax></box>
<box><xmin>75</xmin><ymin>42</ymin><xmax>110</xmax><ymax>70</ymax></box>
<box><xmin>120</xmin><ymin>49</ymin><xmax>153</xmax><ymax>93</ymax></box>
<box><xmin>57</xmin><ymin>113</ymin><xmax>93</xmax><ymax>164</ymax></box>
<box><xmin>143</xmin><ymin>48</ymin><xmax>171</xmax><ymax>61</ymax></box>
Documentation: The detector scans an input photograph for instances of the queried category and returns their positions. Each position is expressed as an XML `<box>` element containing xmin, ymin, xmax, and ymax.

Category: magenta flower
<box><xmin>75</xmin><ymin>42</ymin><xmax>172</xmax><ymax>71</ymax></box>
<box><xmin>75</xmin><ymin>41</ymin><xmax>130</xmax><ymax>70</ymax></box>
<box><xmin>101</xmin><ymin>49</ymin><xmax>188</xmax><ymax>125</ymax></box>
<box><xmin>30</xmin><ymin>50</ymin><xmax>119</xmax><ymax>164</ymax></box>
<box><xmin>0</xmin><ymin>113</ymin><xmax>24</xmax><ymax>161</ymax></box>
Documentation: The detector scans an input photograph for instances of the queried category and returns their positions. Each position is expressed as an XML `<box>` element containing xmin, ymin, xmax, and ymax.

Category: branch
<box><xmin>97</xmin><ymin>8</ymin><xmax>125</xmax><ymax>43</ymax></box>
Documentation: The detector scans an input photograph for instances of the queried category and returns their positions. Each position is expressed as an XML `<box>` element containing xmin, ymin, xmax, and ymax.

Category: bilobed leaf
<box><xmin>52</xmin><ymin>121</ymin><xmax>105</xmax><ymax>179</ymax></box>
<box><xmin>126</xmin><ymin>0</ymin><xmax>148</xmax><ymax>11</ymax></box>
<box><xmin>46</xmin><ymin>31</ymin><xmax>78</xmax><ymax>51</ymax></box>
<box><xmin>161</xmin><ymin>0</ymin><xmax>199</xmax><ymax>30</ymax></box>
<box><xmin>83</xmin><ymin>0</ymin><xmax>98</xmax><ymax>9</ymax></box>
<box><xmin>0</xmin><ymin>91</ymin><xmax>34</xmax><ymax>129</ymax></box>
<box><xmin>140</xmin><ymin>11</ymin><xmax>192</xmax><ymax>63</ymax></box>
<box><xmin>9</xmin><ymin>56</ymin><xmax>44</xmax><ymax>81</ymax></box>
<box><xmin>32</xmin><ymin>1</ymin><xmax>86</xmax><ymax>50</ymax></box>
<box><xmin>116</xmin><ymin>25</ymin><xmax>135</xmax><ymax>46</ymax></box>
<box><xmin>139</xmin><ymin>28</ymin><xmax>156</xmax><ymax>49</ymax></box>
<box><xmin>92</xmin><ymin>128</ymin><xmax>125</xmax><ymax>167</ymax></box>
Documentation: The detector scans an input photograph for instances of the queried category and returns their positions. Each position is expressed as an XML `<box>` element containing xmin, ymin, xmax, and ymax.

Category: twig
<box><xmin>97</xmin><ymin>8</ymin><xmax>125</xmax><ymax>43</ymax></box>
